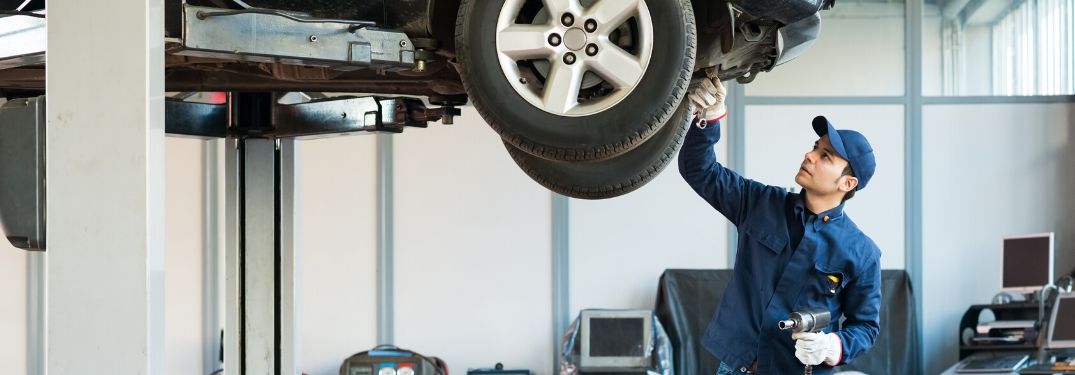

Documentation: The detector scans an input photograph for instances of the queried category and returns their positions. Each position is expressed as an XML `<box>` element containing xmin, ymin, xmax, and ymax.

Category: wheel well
<box><xmin>691</xmin><ymin>0</ymin><xmax>727</xmax><ymax>72</ymax></box>
<box><xmin>689</xmin><ymin>0</ymin><xmax>783</xmax><ymax>82</ymax></box>
<box><xmin>430</xmin><ymin>0</ymin><xmax>464</xmax><ymax>55</ymax></box>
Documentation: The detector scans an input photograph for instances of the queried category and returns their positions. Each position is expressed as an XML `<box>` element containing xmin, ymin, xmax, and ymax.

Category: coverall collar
<box><xmin>794</xmin><ymin>193</ymin><xmax>845</xmax><ymax>229</ymax></box>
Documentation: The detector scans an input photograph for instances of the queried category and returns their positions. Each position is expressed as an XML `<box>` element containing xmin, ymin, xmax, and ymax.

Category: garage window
<box><xmin>928</xmin><ymin>0</ymin><xmax>1074</xmax><ymax>96</ymax></box>
<box><xmin>992</xmin><ymin>0</ymin><xmax>1074</xmax><ymax>96</ymax></box>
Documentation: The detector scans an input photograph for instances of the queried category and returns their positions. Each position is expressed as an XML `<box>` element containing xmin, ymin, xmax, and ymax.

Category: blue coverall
<box><xmin>678</xmin><ymin>121</ymin><xmax>882</xmax><ymax>375</ymax></box>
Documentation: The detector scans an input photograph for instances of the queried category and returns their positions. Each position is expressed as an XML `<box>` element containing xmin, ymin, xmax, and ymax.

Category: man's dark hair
<box><xmin>841</xmin><ymin>164</ymin><xmax>856</xmax><ymax>203</ymax></box>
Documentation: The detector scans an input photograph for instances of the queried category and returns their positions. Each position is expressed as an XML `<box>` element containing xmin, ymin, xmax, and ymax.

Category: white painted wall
<box><xmin>743</xmin><ymin>105</ymin><xmax>906</xmax><ymax>269</ymax></box>
<box><xmin>0</xmin><ymin>245</ymin><xmax>27</xmax><ymax>375</ymax></box>
<box><xmin>962</xmin><ymin>25</ymin><xmax>993</xmax><ymax>95</ymax></box>
<box><xmin>923</xmin><ymin>4</ymin><xmax>944</xmax><ymax>96</ymax></box>
<box><xmin>165</xmin><ymin>137</ymin><xmax>208</xmax><ymax>375</ymax></box>
<box><xmin>393</xmin><ymin>107</ymin><xmax>554</xmax><ymax>375</ymax></box>
<box><xmin>922</xmin><ymin>7</ymin><xmax>999</xmax><ymax>96</ymax></box>
<box><xmin>746</xmin><ymin>2</ymin><xmax>907</xmax><ymax>97</ymax></box>
<box><xmin>568</xmin><ymin>124</ymin><xmax>730</xmax><ymax>314</ymax></box>
<box><xmin>297</xmin><ymin>135</ymin><xmax>380</xmax><ymax>375</ymax></box>
<box><xmin>921</xmin><ymin>103</ymin><xmax>1075</xmax><ymax>374</ymax></box>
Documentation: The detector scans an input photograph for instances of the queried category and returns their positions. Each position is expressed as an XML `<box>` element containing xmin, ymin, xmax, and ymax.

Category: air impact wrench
<box><xmin>779</xmin><ymin>308</ymin><xmax>832</xmax><ymax>375</ymax></box>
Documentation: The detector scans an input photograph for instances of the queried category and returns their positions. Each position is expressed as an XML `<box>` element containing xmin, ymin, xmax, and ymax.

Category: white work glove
<box><xmin>688</xmin><ymin>68</ymin><xmax>727</xmax><ymax>126</ymax></box>
<box><xmin>792</xmin><ymin>331</ymin><xmax>842</xmax><ymax>366</ymax></box>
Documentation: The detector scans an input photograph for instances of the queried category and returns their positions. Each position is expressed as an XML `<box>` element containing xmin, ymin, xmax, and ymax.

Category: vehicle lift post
<box><xmin>0</xmin><ymin>91</ymin><xmax>458</xmax><ymax>375</ymax></box>
<box><xmin>0</xmin><ymin>5</ymin><xmax>459</xmax><ymax>373</ymax></box>
<box><xmin>214</xmin><ymin>92</ymin><xmax>457</xmax><ymax>375</ymax></box>
<box><xmin>223</xmin><ymin>92</ymin><xmax>301</xmax><ymax>375</ymax></box>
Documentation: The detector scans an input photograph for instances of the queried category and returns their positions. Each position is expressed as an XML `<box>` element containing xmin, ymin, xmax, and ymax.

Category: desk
<box><xmin>940</xmin><ymin>362</ymin><xmax>1019</xmax><ymax>375</ymax></box>
<box><xmin>941</xmin><ymin>362</ymin><xmax>1075</xmax><ymax>375</ymax></box>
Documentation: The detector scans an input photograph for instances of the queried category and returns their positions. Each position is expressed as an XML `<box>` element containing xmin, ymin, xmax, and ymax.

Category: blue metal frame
<box><xmin>924</xmin><ymin>95</ymin><xmax>1075</xmax><ymax>104</ymax></box>
<box><xmin>551</xmin><ymin>193</ymin><xmax>570</xmax><ymax>375</ymax></box>
<box><xmin>745</xmin><ymin>96</ymin><xmax>906</xmax><ymax>105</ymax></box>
<box><xmin>727</xmin><ymin>82</ymin><xmax>747</xmax><ymax>266</ymax></box>
<box><xmin>27</xmin><ymin>252</ymin><xmax>44</xmax><ymax>375</ymax></box>
<box><xmin>376</xmin><ymin>133</ymin><xmax>395</xmax><ymax>345</ymax></box>
<box><xmin>906</xmin><ymin>0</ymin><xmax>925</xmax><ymax>372</ymax></box>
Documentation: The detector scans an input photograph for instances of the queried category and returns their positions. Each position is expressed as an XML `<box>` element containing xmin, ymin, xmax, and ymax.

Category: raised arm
<box><xmin>677</xmin><ymin>120</ymin><xmax>768</xmax><ymax>226</ymax></box>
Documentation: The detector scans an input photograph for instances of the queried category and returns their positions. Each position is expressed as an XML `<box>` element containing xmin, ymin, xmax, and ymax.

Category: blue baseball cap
<box><xmin>811</xmin><ymin>116</ymin><xmax>876</xmax><ymax>191</ymax></box>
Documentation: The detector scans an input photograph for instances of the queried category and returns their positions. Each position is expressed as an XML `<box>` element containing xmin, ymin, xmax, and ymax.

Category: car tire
<box><xmin>456</xmin><ymin>0</ymin><xmax>696</xmax><ymax>161</ymax></box>
<box><xmin>504</xmin><ymin>97</ymin><xmax>693</xmax><ymax>199</ymax></box>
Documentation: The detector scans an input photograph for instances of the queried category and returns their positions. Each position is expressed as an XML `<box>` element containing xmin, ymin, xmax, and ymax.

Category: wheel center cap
<box><xmin>564</xmin><ymin>28</ymin><xmax>587</xmax><ymax>51</ymax></box>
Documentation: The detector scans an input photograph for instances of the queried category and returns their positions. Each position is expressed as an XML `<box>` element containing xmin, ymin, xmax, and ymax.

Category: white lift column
<box><xmin>45</xmin><ymin>1</ymin><xmax>166</xmax><ymax>374</ymax></box>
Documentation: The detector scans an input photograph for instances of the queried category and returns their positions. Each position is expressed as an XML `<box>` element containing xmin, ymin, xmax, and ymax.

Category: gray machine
<box><xmin>559</xmin><ymin>308</ymin><xmax>672</xmax><ymax>375</ymax></box>
<box><xmin>1046</xmin><ymin>292</ymin><xmax>1075</xmax><ymax>349</ymax></box>
<box><xmin>0</xmin><ymin>96</ymin><xmax>45</xmax><ymax>250</ymax></box>
<box><xmin>579</xmin><ymin>309</ymin><xmax>654</xmax><ymax>372</ymax></box>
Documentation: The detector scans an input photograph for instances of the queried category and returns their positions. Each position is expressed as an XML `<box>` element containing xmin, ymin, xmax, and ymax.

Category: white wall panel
<box><xmin>299</xmin><ymin>135</ymin><xmax>380</xmax><ymax>375</ymax></box>
<box><xmin>923</xmin><ymin>5</ymin><xmax>944</xmax><ymax>96</ymax></box>
<box><xmin>744</xmin><ymin>105</ymin><xmax>906</xmax><ymax>269</ymax></box>
<box><xmin>746</xmin><ymin>3</ymin><xmax>906</xmax><ymax>97</ymax></box>
<box><xmin>0</xmin><ymin>245</ymin><xmax>26</xmax><ymax>375</ymax></box>
<box><xmin>962</xmin><ymin>26</ymin><xmax>993</xmax><ymax>96</ymax></box>
<box><xmin>921</xmin><ymin>103</ymin><xmax>1075</xmax><ymax>374</ymax></box>
<box><xmin>394</xmin><ymin>107</ymin><xmax>553</xmax><ymax>374</ymax></box>
<box><xmin>165</xmin><ymin>137</ymin><xmax>207</xmax><ymax>375</ymax></box>
<box><xmin>568</xmin><ymin>125</ymin><xmax>730</xmax><ymax>314</ymax></box>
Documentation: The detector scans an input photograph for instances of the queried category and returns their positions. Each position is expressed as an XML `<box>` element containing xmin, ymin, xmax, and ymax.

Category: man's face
<box><xmin>794</xmin><ymin>135</ymin><xmax>857</xmax><ymax>197</ymax></box>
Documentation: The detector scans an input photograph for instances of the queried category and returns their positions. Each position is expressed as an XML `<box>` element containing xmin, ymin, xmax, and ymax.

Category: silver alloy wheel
<box><xmin>495</xmin><ymin>0</ymin><xmax>654</xmax><ymax>117</ymax></box>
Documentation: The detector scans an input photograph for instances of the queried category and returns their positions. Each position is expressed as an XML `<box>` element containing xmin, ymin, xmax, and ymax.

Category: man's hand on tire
<box><xmin>688</xmin><ymin>68</ymin><xmax>727</xmax><ymax>128</ymax></box>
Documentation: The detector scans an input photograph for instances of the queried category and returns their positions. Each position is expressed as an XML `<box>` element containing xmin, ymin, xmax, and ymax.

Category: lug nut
<box><xmin>586</xmin><ymin>44</ymin><xmax>599</xmax><ymax>56</ymax></box>
<box><xmin>585</xmin><ymin>19</ymin><xmax>597</xmax><ymax>33</ymax></box>
<box><xmin>561</xmin><ymin>13</ymin><xmax>574</xmax><ymax>26</ymax></box>
<box><xmin>564</xmin><ymin>52</ymin><xmax>577</xmax><ymax>65</ymax></box>
<box><xmin>549</xmin><ymin>33</ymin><xmax>562</xmax><ymax>47</ymax></box>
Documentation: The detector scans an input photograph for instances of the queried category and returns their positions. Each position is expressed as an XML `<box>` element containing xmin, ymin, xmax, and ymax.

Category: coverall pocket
<box><xmin>793</xmin><ymin>262</ymin><xmax>847</xmax><ymax>324</ymax></box>
<box><xmin>744</xmin><ymin>227</ymin><xmax>787</xmax><ymax>255</ymax></box>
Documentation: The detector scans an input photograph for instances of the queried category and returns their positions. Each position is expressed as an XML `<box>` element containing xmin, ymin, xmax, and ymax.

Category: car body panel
<box><xmin>0</xmin><ymin>0</ymin><xmax>828</xmax><ymax>96</ymax></box>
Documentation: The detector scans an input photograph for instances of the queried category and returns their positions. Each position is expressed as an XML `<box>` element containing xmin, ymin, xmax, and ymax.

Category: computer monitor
<box><xmin>579</xmin><ymin>309</ymin><xmax>652</xmax><ymax>370</ymax></box>
<box><xmin>1001</xmin><ymin>233</ymin><xmax>1054</xmax><ymax>294</ymax></box>
<box><xmin>1047</xmin><ymin>292</ymin><xmax>1075</xmax><ymax>349</ymax></box>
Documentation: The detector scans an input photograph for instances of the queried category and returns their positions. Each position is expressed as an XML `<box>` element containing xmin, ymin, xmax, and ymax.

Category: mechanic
<box><xmin>679</xmin><ymin>70</ymin><xmax>882</xmax><ymax>375</ymax></box>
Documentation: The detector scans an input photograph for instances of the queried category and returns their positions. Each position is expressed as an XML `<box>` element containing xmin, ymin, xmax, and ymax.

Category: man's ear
<box><xmin>839</xmin><ymin>176</ymin><xmax>859</xmax><ymax>193</ymax></box>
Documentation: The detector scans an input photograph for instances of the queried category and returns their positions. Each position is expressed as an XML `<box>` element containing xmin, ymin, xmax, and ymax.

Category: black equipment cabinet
<box><xmin>959</xmin><ymin>302</ymin><xmax>1044</xmax><ymax>360</ymax></box>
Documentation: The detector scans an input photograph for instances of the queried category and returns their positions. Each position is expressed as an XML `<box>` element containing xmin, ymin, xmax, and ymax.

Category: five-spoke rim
<box><xmin>495</xmin><ymin>0</ymin><xmax>654</xmax><ymax>117</ymax></box>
